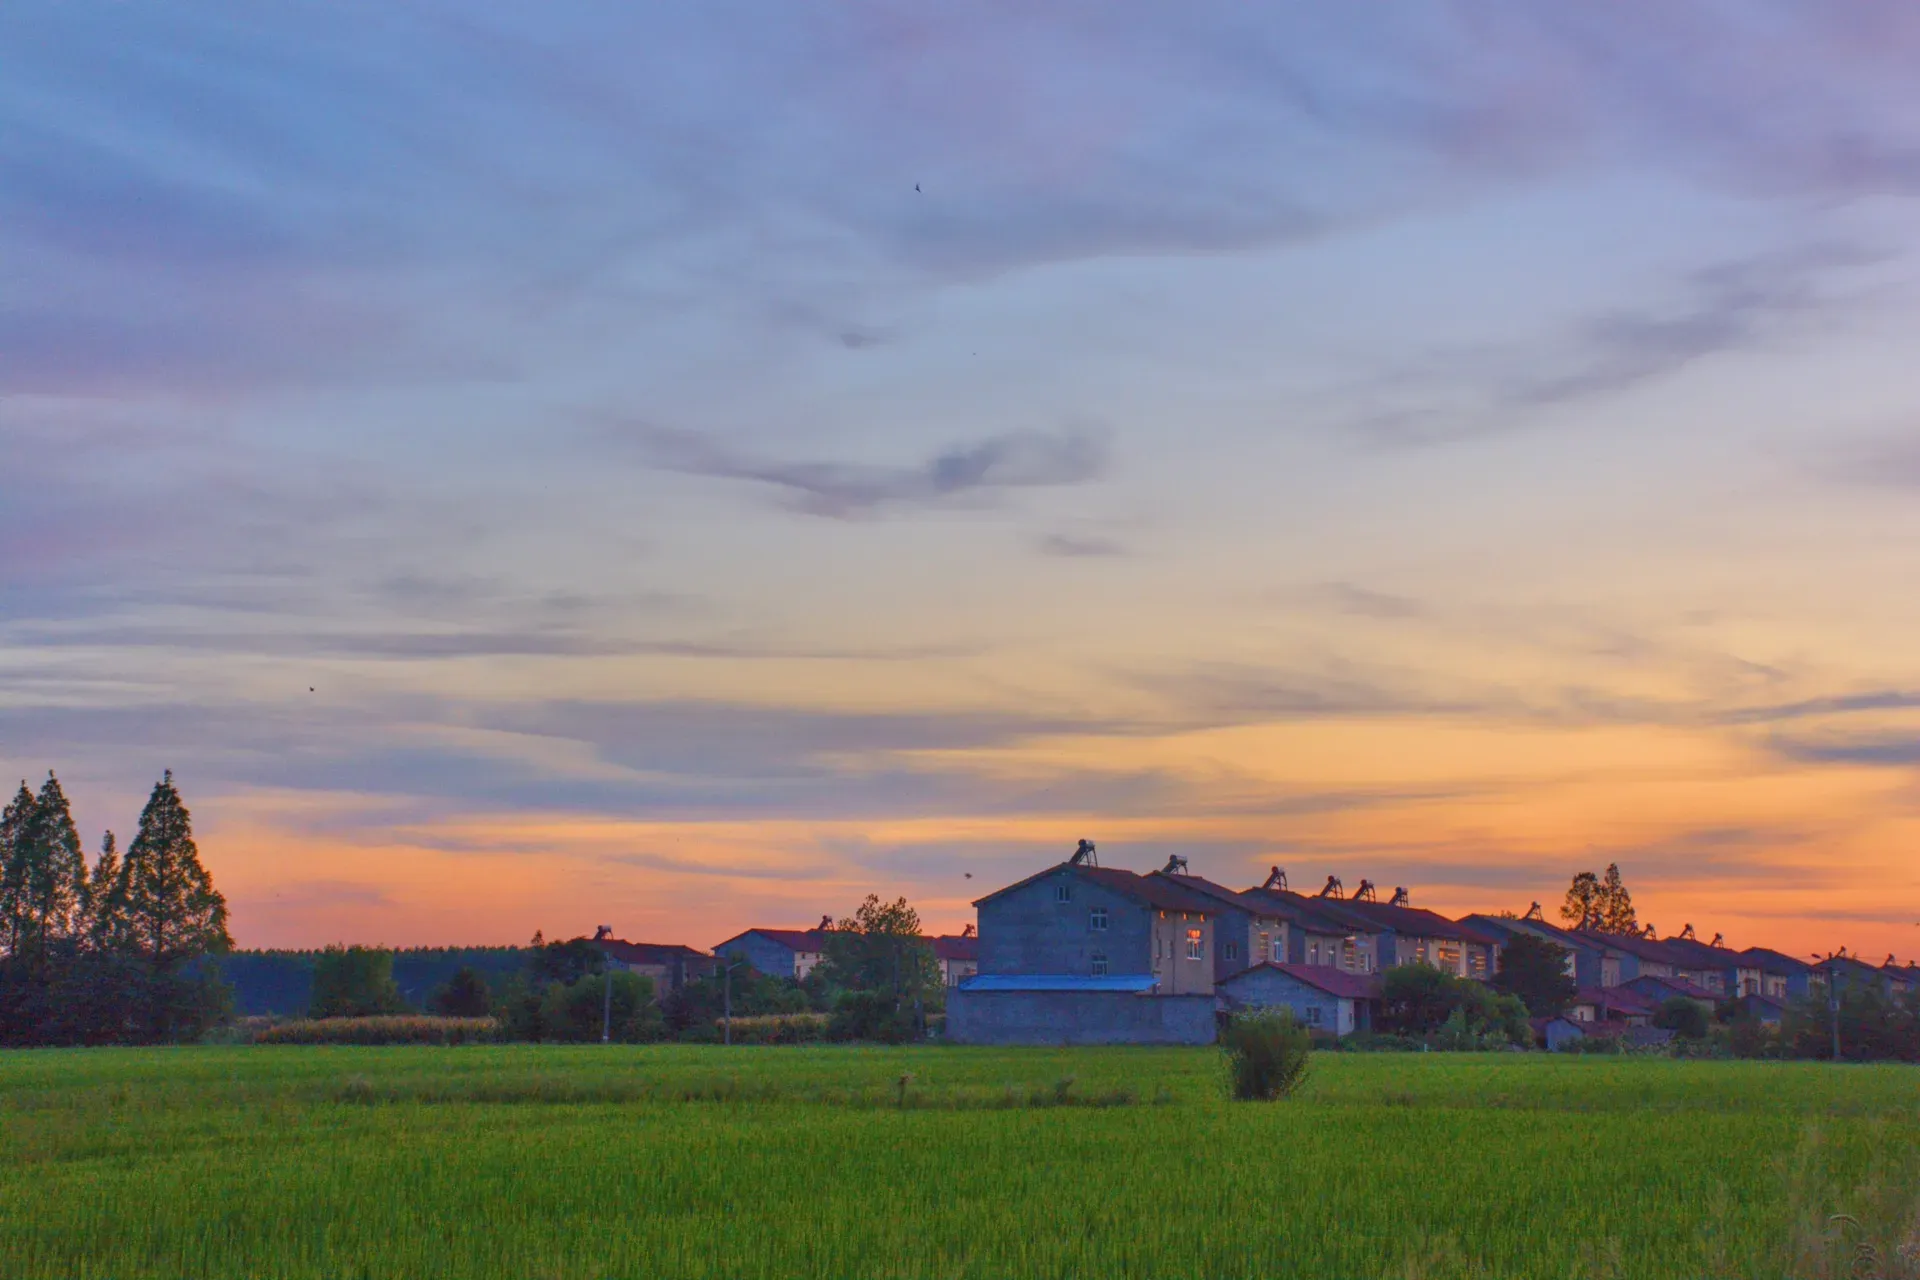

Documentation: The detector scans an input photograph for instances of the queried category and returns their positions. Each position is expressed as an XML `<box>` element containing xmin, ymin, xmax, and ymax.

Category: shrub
<box><xmin>253</xmin><ymin>1016</ymin><xmax>497</xmax><ymax>1046</ymax></box>
<box><xmin>427</xmin><ymin>966</ymin><xmax>493</xmax><ymax>1017</ymax></box>
<box><xmin>309</xmin><ymin>947</ymin><xmax>407</xmax><ymax>1019</ymax></box>
<box><xmin>827</xmin><ymin>990</ymin><xmax>918</xmax><ymax>1043</ymax></box>
<box><xmin>1654</xmin><ymin>996</ymin><xmax>1710</xmax><ymax>1041</ymax></box>
<box><xmin>1221</xmin><ymin>1007</ymin><xmax>1312</xmax><ymax>1101</ymax></box>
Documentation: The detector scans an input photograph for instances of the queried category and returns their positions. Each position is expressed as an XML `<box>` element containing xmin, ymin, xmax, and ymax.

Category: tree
<box><xmin>1560</xmin><ymin>870</ymin><xmax>1601</xmax><ymax>929</ymax></box>
<box><xmin>1596</xmin><ymin>863</ymin><xmax>1636</xmax><ymax>935</ymax></box>
<box><xmin>1491</xmin><ymin>932</ymin><xmax>1578</xmax><ymax>1017</ymax></box>
<box><xmin>84</xmin><ymin>831</ymin><xmax>130</xmax><ymax>952</ymax></box>
<box><xmin>1</xmin><ymin>774</ymin><xmax>89</xmax><ymax>961</ymax></box>
<box><xmin>310</xmin><ymin>946</ymin><xmax>406</xmax><ymax>1018</ymax></box>
<box><xmin>428</xmin><ymin>966</ymin><xmax>494</xmax><ymax>1017</ymax></box>
<box><xmin>820</xmin><ymin>896</ymin><xmax>939</xmax><ymax>1003</ymax></box>
<box><xmin>1653</xmin><ymin>996</ymin><xmax>1708</xmax><ymax>1040</ymax></box>
<box><xmin>1380</xmin><ymin>964</ymin><xmax>1463</xmax><ymax>1035</ymax></box>
<box><xmin>121</xmin><ymin>772</ymin><xmax>231</xmax><ymax>969</ymax></box>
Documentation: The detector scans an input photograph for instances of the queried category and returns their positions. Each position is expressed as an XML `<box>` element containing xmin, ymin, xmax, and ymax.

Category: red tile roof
<box><xmin>1333</xmin><ymin>901</ymin><xmax>1502</xmax><ymax>946</ymax></box>
<box><xmin>726</xmin><ymin>928</ymin><xmax>827</xmax><ymax>954</ymax></box>
<box><xmin>930</xmin><ymin>934</ymin><xmax>978</xmax><ymax>962</ymax></box>
<box><xmin>972</xmin><ymin>863</ymin><xmax>1219</xmax><ymax>915</ymax></box>
<box><xmin>1221</xmin><ymin>961</ymin><xmax>1383</xmax><ymax>1000</ymax></box>
<box><xmin>600</xmin><ymin>940</ymin><xmax>709</xmax><ymax>966</ymax></box>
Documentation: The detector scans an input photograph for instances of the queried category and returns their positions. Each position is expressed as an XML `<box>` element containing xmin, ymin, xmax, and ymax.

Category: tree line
<box><xmin>0</xmin><ymin>771</ymin><xmax>232</xmax><ymax>1046</ymax></box>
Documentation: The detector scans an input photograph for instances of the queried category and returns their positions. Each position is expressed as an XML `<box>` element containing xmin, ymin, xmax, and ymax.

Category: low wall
<box><xmin>946</xmin><ymin>990</ymin><xmax>1217</xmax><ymax>1046</ymax></box>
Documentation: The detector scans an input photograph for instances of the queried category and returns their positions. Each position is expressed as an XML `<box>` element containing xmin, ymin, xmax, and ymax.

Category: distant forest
<box><xmin>216</xmin><ymin>948</ymin><xmax>525</xmax><ymax>1016</ymax></box>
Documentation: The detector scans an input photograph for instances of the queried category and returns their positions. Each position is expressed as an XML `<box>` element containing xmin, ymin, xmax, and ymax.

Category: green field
<box><xmin>2</xmin><ymin>1046</ymin><xmax>1916</xmax><ymax>1279</ymax></box>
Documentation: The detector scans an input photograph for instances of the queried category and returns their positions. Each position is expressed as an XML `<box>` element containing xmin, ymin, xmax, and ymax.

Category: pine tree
<box><xmin>4</xmin><ymin>774</ymin><xmax>89</xmax><ymax>960</ymax></box>
<box><xmin>0</xmin><ymin>781</ymin><xmax>35</xmax><ymax>956</ymax></box>
<box><xmin>1559</xmin><ymin>870</ymin><xmax>1601</xmax><ymax>929</ymax></box>
<box><xmin>121</xmin><ymin>772</ymin><xmax>231</xmax><ymax>968</ymax></box>
<box><xmin>1597</xmin><ymin>863</ymin><xmax>1637</xmax><ymax>935</ymax></box>
<box><xmin>85</xmin><ymin>831</ymin><xmax>130</xmax><ymax>952</ymax></box>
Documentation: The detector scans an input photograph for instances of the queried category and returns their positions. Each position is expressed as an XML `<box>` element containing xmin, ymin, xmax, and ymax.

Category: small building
<box><xmin>1237</xmin><ymin>870</ymin><xmax>1387</xmax><ymax>975</ymax></box>
<box><xmin>946</xmin><ymin>842</ymin><xmax>1221</xmax><ymax>1045</ymax></box>
<box><xmin>599</xmin><ymin>939</ymin><xmax>714</xmax><ymax>993</ymax></box>
<box><xmin>1622</xmin><ymin>973</ymin><xmax>1717</xmax><ymax>1012</ymax></box>
<box><xmin>1294</xmin><ymin>883</ymin><xmax>1501</xmax><ymax>980</ymax></box>
<box><xmin>1535</xmin><ymin>1016</ymin><xmax>1592</xmax><ymax>1052</ymax></box>
<box><xmin>1465</xmin><ymin>910</ymin><xmax>1619</xmax><ymax>989</ymax></box>
<box><xmin>1148</xmin><ymin>861</ymin><xmax>1304</xmax><ymax>981</ymax></box>
<box><xmin>1216</xmin><ymin>962</ymin><xmax>1381</xmax><ymax>1036</ymax></box>
<box><xmin>713</xmin><ymin>923</ymin><xmax>830</xmax><ymax>981</ymax></box>
<box><xmin>930</xmin><ymin>930</ymin><xmax>979</xmax><ymax>987</ymax></box>
<box><xmin>1733</xmin><ymin>993</ymin><xmax>1789</xmax><ymax>1025</ymax></box>
<box><xmin>1567</xmin><ymin>985</ymin><xmax>1659</xmax><ymax>1027</ymax></box>
<box><xmin>1733</xmin><ymin>947</ymin><xmax>1812</xmax><ymax>1001</ymax></box>
<box><xmin>945</xmin><ymin>974</ymin><xmax>1216</xmax><ymax>1046</ymax></box>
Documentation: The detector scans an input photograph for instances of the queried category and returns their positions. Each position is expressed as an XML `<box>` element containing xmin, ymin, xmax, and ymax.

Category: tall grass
<box><xmin>1</xmin><ymin>1046</ymin><xmax>1915</xmax><ymax>1278</ymax></box>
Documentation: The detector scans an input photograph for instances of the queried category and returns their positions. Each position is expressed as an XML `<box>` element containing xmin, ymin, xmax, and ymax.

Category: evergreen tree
<box><xmin>1596</xmin><ymin>863</ymin><xmax>1637</xmax><ymax>935</ymax></box>
<box><xmin>1559</xmin><ymin>870</ymin><xmax>1601</xmax><ymax>929</ymax></box>
<box><xmin>6</xmin><ymin>774</ymin><xmax>89</xmax><ymax>959</ymax></box>
<box><xmin>121</xmin><ymin>772</ymin><xmax>231</xmax><ymax>969</ymax></box>
<box><xmin>0</xmin><ymin>781</ymin><xmax>35</xmax><ymax>956</ymax></box>
<box><xmin>1491</xmin><ymin>932</ymin><xmax>1578</xmax><ymax>1016</ymax></box>
<box><xmin>85</xmin><ymin>831</ymin><xmax>130</xmax><ymax>952</ymax></box>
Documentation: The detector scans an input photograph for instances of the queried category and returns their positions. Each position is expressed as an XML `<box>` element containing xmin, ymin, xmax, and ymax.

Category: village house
<box><xmin>598</xmin><ymin>938</ymin><xmax>715</xmax><ymax>994</ymax></box>
<box><xmin>1237</xmin><ymin>869</ymin><xmax>1387</xmax><ymax>974</ymax></box>
<box><xmin>713</xmin><ymin>922</ymin><xmax>831</xmax><ymax>981</ymax></box>
<box><xmin>1217</xmin><ymin>962</ymin><xmax>1381</xmax><ymax>1035</ymax></box>
<box><xmin>1323</xmin><ymin>887</ymin><xmax>1501</xmax><ymax>980</ymax></box>
<box><xmin>1621</xmin><ymin>972</ymin><xmax>1718</xmax><ymax>1013</ymax></box>
<box><xmin>1145</xmin><ymin>859</ymin><xmax>1302</xmax><ymax>982</ymax></box>
<box><xmin>1729</xmin><ymin>947</ymin><xmax>1811</xmax><ymax>1001</ymax></box>
<box><xmin>931</xmin><ymin>929</ymin><xmax>979</xmax><ymax>987</ymax></box>
<box><xmin>1566</xmin><ymin>985</ymin><xmax>1660</xmax><ymax>1027</ymax></box>
<box><xmin>946</xmin><ymin>842</ymin><xmax>1219</xmax><ymax>1045</ymax></box>
<box><xmin>1464</xmin><ymin>907</ymin><xmax>1622</xmax><ymax>987</ymax></box>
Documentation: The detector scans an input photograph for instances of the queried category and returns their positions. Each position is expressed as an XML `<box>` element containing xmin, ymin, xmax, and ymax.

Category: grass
<box><xmin>0</xmin><ymin>1045</ymin><xmax>1915</xmax><ymax>1279</ymax></box>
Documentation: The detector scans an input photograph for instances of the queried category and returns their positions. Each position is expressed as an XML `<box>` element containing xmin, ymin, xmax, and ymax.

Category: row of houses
<box><xmin>600</xmin><ymin>842</ymin><xmax>1915</xmax><ymax>1046</ymax></box>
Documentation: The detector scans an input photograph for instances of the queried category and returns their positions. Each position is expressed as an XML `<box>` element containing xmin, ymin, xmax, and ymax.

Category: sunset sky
<box><xmin>6</xmin><ymin>4</ymin><xmax>1920</xmax><ymax>960</ymax></box>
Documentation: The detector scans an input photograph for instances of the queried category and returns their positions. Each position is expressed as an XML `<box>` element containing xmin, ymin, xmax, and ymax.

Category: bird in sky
<box><xmin>914</xmin><ymin>183</ymin><xmax>920</xmax><ymax>192</ymax></box>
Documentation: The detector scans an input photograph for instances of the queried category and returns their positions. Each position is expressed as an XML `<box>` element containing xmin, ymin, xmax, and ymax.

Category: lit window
<box><xmin>1091</xmin><ymin>953</ymin><xmax>1109</xmax><ymax>977</ymax></box>
<box><xmin>1185</xmin><ymin>929</ymin><xmax>1203</xmax><ymax>961</ymax></box>
<box><xmin>1090</xmin><ymin>907</ymin><xmax>1108</xmax><ymax>931</ymax></box>
<box><xmin>1055</xmin><ymin>883</ymin><xmax>1072</xmax><ymax>903</ymax></box>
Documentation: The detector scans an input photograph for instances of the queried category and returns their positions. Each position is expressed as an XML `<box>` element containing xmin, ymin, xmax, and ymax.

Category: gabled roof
<box><xmin>930</xmin><ymin>934</ymin><xmax>978</xmax><ymax>962</ymax></box>
<box><xmin>1624</xmin><ymin>973</ymin><xmax>1718</xmax><ymax>1001</ymax></box>
<box><xmin>601</xmin><ymin>940</ymin><xmax>710</xmax><ymax>966</ymax></box>
<box><xmin>1150</xmin><ymin>872</ymin><xmax>1286</xmax><ymax>917</ymax></box>
<box><xmin>1575</xmin><ymin>930</ymin><xmax>1699</xmax><ymax>968</ymax></box>
<box><xmin>1220</xmin><ymin>961</ymin><xmax>1383</xmax><ymax>1001</ymax></box>
<box><xmin>716</xmin><ymin>928</ymin><xmax>827</xmax><ymax>954</ymax></box>
<box><xmin>1736</xmin><ymin>946</ymin><xmax>1812</xmax><ymax>976</ymax></box>
<box><xmin>958</xmin><ymin>973</ymin><xmax>1157</xmax><ymax>993</ymax></box>
<box><xmin>1327</xmin><ymin>900</ymin><xmax>1502</xmax><ymax>946</ymax></box>
<box><xmin>1235</xmin><ymin>886</ymin><xmax>1378</xmax><ymax>935</ymax></box>
<box><xmin>1658</xmin><ymin>934</ymin><xmax>1737</xmax><ymax>968</ymax></box>
<box><xmin>1571</xmin><ymin>985</ymin><xmax>1660</xmax><ymax>1016</ymax></box>
<box><xmin>972</xmin><ymin>863</ymin><xmax>1218</xmax><ymax>915</ymax></box>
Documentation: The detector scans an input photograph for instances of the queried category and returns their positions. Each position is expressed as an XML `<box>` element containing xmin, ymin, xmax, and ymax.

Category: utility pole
<box><xmin>1828</xmin><ymin>956</ymin><xmax>1841</xmax><ymax>1063</ymax></box>
<box><xmin>721</xmin><ymin>958</ymin><xmax>744</xmax><ymax>1045</ymax></box>
<box><xmin>595</xmin><ymin>925</ymin><xmax>615</xmax><ymax>1045</ymax></box>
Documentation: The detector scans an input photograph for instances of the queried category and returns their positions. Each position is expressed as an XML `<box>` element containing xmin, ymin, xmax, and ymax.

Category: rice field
<box><xmin>1</xmin><ymin>1045</ymin><xmax>1916</xmax><ymax>1279</ymax></box>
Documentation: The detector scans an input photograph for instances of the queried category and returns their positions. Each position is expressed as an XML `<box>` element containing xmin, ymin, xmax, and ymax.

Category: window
<box><xmin>1306</xmin><ymin>1006</ymin><xmax>1322</xmax><ymax>1025</ymax></box>
<box><xmin>1090</xmin><ymin>907</ymin><xmax>1108</xmax><ymax>931</ymax></box>
<box><xmin>1090</xmin><ymin>953</ymin><xmax>1108</xmax><ymax>976</ymax></box>
<box><xmin>1307</xmin><ymin>940</ymin><xmax>1319</xmax><ymax>965</ymax></box>
<box><xmin>1257</xmin><ymin>932</ymin><xmax>1271</xmax><ymax>962</ymax></box>
<box><xmin>1054</xmin><ymin>883</ymin><xmax>1072</xmax><ymax>903</ymax></box>
<box><xmin>1224</xmin><ymin>941</ymin><xmax>1238</xmax><ymax>962</ymax></box>
<box><xmin>1185</xmin><ymin>929</ymin><xmax>1203</xmax><ymax>961</ymax></box>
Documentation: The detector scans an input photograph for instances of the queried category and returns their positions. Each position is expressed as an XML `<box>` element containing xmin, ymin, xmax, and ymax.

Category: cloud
<box><xmin>624</xmin><ymin>425</ymin><xmax>1110</xmax><ymax>518</ymax></box>
<box><xmin>1767</xmin><ymin>732</ymin><xmax>1920</xmax><ymax>768</ymax></box>
<box><xmin>1307</xmin><ymin>581</ymin><xmax>1425</xmax><ymax>619</ymax></box>
<box><xmin>1035</xmin><ymin>532</ymin><xmax>1126</xmax><ymax>558</ymax></box>
<box><xmin>1822</xmin><ymin>433</ymin><xmax>1920</xmax><ymax>489</ymax></box>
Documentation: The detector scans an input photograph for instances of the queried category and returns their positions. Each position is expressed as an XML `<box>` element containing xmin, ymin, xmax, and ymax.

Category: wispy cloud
<box><xmin>624</xmin><ymin>425</ymin><xmax>1110</xmax><ymax>518</ymax></box>
<box><xmin>1035</xmin><ymin>532</ymin><xmax>1127</xmax><ymax>558</ymax></box>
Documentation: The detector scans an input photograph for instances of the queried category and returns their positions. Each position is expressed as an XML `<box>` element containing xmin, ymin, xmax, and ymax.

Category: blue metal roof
<box><xmin>957</xmin><ymin>973</ymin><xmax>1158</xmax><ymax>993</ymax></box>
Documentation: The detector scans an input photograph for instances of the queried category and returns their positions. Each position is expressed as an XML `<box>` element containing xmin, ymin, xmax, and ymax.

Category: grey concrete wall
<box><xmin>1218</xmin><ymin>967</ymin><xmax>1353</xmax><ymax>1035</ymax></box>
<box><xmin>978</xmin><ymin>869</ymin><xmax>1154</xmax><ymax>978</ymax></box>
<box><xmin>946</xmin><ymin>990</ymin><xmax>1217</xmax><ymax>1045</ymax></box>
<box><xmin>718</xmin><ymin>934</ymin><xmax>799</xmax><ymax>980</ymax></box>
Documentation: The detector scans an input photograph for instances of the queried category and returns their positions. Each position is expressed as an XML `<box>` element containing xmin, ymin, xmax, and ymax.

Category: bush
<box><xmin>499</xmin><ymin>971</ymin><xmax>665</xmax><ymax>1043</ymax></box>
<box><xmin>1654</xmin><ymin>996</ymin><xmax>1710</xmax><ymax>1041</ymax></box>
<box><xmin>253</xmin><ymin>1016</ymin><xmax>497</xmax><ymax>1046</ymax></box>
<box><xmin>828</xmin><ymin>990</ymin><xmax>919</xmax><ymax>1043</ymax></box>
<box><xmin>310</xmin><ymin>947</ymin><xmax>407</xmax><ymax>1019</ymax></box>
<box><xmin>1221</xmin><ymin>1008</ymin><xmax>1313</xmax><ymax>1101</ymax></box>
<box><xmin>427</xmin><ymin>966</ymin><xmax>493</xmax><ymax>1017</ymax></box>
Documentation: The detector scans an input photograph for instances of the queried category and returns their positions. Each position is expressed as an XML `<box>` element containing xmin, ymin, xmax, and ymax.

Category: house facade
<box><xmin>1322</xmin><ymin>894</ymin><xmax>1501</xmax><ymax>980</ymax></box>
<box><xmin>931</xmin><ymin>931</ymin><xmax>979</xmax><ymax>987</ymax></box>
<box><xmin>1147</xmin><ymin>865</ymin><xmax>1296</xmax><ymax>983</ymax></box>
<box><xmin>713</xmin><ymin>927</ymin><xmax>827</xmax><ymax>981</ymax></box>
<box><xmin>600</xmin><ymin>940</ymin><xmax>714</xmax><ymax>993</ymax></box>
<box><xmin>1216</xmin><ymin>962</ymin><xmax>1381</xmax><ymax>1036</ymax></box>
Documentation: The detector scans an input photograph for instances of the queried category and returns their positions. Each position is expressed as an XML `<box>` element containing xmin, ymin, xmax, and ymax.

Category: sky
<box><xmin>5</xmin><ymin>3</ymin><xmax>1920</xmax><ymax>961</ymax></box>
